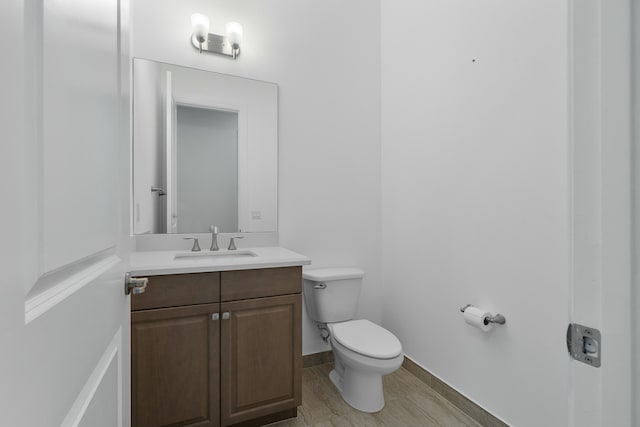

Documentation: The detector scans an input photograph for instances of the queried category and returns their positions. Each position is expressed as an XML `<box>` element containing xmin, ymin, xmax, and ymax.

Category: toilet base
<box><xmin>329</xmin><ymin>367</ymin><xmax>385</xmax><ymax>413</ymax></box>
<box><xmin>323</xmin><ymin>321</ymin><xmax>403</xmax><ymax>414</ymax></box>
<box><xmin>318</xmin><ymin>320</ymin><xmax>404</xmax><ymax>413</ymax></box>
<box><xmin>329</xmin><ymin>369</ymin><xmax>343</xmax><ymax>393</ymax></box>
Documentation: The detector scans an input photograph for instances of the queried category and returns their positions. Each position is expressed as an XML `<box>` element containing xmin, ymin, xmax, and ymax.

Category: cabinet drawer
<box><xmin>132</xmin><ymin>272</ymin><xmax>220</xmax><ymax>311</ymax></box>
<box><xmin>221</xmin><ymin>267</ymin><xmax>301</xmax><ymax>301</ymax></box>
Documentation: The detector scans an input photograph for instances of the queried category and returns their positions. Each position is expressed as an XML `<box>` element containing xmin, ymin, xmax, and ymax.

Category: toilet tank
<box><xmin>302</xmin><ymin>267</ymin><xmax>364</xmax><ymax>323</ymax></box>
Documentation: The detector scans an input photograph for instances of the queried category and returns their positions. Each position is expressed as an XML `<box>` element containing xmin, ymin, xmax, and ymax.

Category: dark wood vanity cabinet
<box><xmin>131</xmin><ymin>267</ymin><xmax>302</xmax><ymax>427</ymax></box>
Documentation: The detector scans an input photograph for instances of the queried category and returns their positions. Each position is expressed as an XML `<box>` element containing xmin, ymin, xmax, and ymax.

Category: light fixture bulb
<box><xmin>226</xmin><ymin>22</ymin><xmax>243</xmax><ymax>49</ymax></box>
<box><xmin>191</xmin><ymin>13</ymin><xmax>210</xmax><ymax>44</ymax></box>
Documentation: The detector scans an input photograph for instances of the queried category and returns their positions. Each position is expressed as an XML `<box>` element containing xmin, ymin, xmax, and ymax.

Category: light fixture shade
<box><xmin>226</xmin><ymin>22</ymin><xmax>243</xmax><ymax>48</ymax></box>
<box><xmin>191</xmin><ymin>13</ymin><xmax>210</xmax><ymax>43</ymax></box>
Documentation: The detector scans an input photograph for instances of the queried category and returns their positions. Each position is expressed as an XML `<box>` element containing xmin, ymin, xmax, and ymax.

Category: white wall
<box><xmin>131</xmin><ymin>0</ymin><xmax>382</xmax><ymax>354</ymax></box>
<box><xmin>176</xmin><ymin>106</ymin><xmax>238</xmax><ymax>233</ymax></box>
<box><xmin>380</xmin><ymin>1</ymin><xmax>569</xmax><ymax>426</ymax></box>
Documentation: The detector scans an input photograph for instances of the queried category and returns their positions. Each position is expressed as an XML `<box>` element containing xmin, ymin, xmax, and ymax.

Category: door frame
<box><xmin>633</xmin><ymin>0</ymin><xmax>640</xmax><ymax>424</ymax></box>
<box><xmin>569</xmin><ymin>0</ymin><xmax>633</xmax><ymax>425</ymax></box>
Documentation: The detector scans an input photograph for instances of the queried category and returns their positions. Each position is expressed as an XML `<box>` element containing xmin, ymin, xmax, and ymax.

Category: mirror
<box><xmin>132</xmin><ymin>58</ymin><xmax>278</xmax><ymax>234</ymax></box>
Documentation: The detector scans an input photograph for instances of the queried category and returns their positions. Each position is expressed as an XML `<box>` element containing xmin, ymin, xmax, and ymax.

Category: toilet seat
<box><xmin>330</xmin><ymin>319</ymin><xmax>402</xmax><ymax>360</ymax></box>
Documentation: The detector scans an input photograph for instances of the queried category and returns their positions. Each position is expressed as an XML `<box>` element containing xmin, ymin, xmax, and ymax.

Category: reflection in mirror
<box><xmin>132</xmin><ymin>58</ymin><xmax>278</xmax><ymax>235</ymax></box>
<box><xmin>176</xmin><ymin>106</ymin><xmax>238</xmax><ymax>233</ymax></box>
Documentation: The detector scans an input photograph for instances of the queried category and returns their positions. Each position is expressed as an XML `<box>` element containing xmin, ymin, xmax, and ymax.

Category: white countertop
<box><xmin>130</xmin><ymin>246</ymin><xmax>311</xmax><ymax>276</ymax></box>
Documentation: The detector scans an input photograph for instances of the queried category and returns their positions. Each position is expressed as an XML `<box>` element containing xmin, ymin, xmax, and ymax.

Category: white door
<box><xmin>0</xmin><ymin>1</ymin><xmax>132</xmax><ymax>426</ymax></box>
<box><xmin>570</xmin><ymin>0</ymin><xmax>633</xmax><ymax>425</ymax></box>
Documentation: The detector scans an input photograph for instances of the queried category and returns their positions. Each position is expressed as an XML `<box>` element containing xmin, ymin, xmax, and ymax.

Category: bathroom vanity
<box><xmin>128</xmin><ymin>57</ymin><xmax>303</xmax><ymax>426</ymax></box>
<box><xmin>130</xmin><ymin>248</ymin><xmax>310</xmax><ymax>427</ymax></box>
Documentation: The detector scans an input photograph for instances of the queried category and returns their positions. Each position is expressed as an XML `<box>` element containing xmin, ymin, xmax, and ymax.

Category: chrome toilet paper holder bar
<box><xmin>459</xmin><ymin>304</ymin><xmax>506</xmax><ymax>325</ymax></box>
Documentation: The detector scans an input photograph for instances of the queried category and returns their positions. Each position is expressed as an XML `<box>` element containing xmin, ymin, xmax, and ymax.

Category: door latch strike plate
<box><xmin>567</xmin><ymin>323</ymin><xmax>601</xmax><ymax>368</ymax></box>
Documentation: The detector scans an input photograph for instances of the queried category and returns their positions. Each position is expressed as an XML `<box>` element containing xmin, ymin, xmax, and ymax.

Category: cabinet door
<box><xmin>220</xmin><ymin>294</ymin><xmax>302</xmax><ymax>426</ymax></box>
<box><xmin>132</xmin><ymin>303</ymin><xmax>220</xmax><ymax>427</ymax></box>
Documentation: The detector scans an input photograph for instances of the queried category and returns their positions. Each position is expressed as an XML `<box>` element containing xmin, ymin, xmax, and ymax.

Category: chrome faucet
<box><xmin>184</xmin><ymin>237</ymin><xmax>201</xmax><ymax>252</ymax></box>
<box><xmin>227</xmin><ymin>236</ymin><xmax>244</xmax><ymax>250</ymax></box>
<box><xmin>209</xmin><ymin>225</ymin><xmax>219</xmax><ymax>251</ymax></box>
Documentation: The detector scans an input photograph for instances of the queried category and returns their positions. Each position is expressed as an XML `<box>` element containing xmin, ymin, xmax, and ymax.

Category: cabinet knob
<box><xmin>222</xmin><ymin>312</ymin><xmax>230</xmax><ymax>320</ymax></box>
<box><xmin>211</xmin><ymin>313</ymin><xmax>219</xmax><ymax>321</ymax></box>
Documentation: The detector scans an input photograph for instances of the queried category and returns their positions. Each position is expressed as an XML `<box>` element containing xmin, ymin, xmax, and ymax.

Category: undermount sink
<box><xmin>174</xmin><ymin>250</ymin><xmax>258</xmax><ymax>261</ymax></box>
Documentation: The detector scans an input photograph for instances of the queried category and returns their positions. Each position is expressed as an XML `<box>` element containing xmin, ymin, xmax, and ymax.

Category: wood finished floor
<box><xmin>269</xmin><ymin>363</ymin><xmax>481</xmax><ymax>427</ymax></box>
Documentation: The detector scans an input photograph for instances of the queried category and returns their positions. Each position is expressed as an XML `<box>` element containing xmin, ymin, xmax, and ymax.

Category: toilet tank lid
<box><xmin>302</xmin><ymin>267</ymin><xmax>365</xmax><ymax>281</ymax></box>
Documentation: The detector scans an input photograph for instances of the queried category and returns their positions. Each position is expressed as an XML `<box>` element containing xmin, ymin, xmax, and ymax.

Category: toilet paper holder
<box><xmin>459</xmin><ymin>304</ymin><xmax>506</xmax><ymax>325</ymax></box>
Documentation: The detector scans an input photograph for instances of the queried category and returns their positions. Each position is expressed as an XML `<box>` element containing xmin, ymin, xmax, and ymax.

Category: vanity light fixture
<box><xmin>191</xmin><ymin>13</ymin><xmax>243</xmax><ymax>59</ymax></box>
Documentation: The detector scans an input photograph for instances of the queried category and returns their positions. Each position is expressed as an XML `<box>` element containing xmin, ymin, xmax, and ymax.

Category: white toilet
<box><xmin>302</xmin><ymin>267</ymin><xmax>403</xmax><ymax>413</ymax></box>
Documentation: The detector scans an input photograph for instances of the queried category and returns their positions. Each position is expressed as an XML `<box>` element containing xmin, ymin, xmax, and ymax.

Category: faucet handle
<box><xmin>184</xmin><ymin>237</ymin><xmax>201</xmax><ymax>252</ymax></box>
<box><xmin>227</xmin><ymin>236</ymin><xmax>244</xmax><ymax>250</ymax></box>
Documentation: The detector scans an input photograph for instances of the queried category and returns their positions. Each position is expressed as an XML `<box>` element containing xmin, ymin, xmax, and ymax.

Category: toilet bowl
<box><xmin>327</xmin><ymin>319</ymin><xmax>403</xmax><ymax>413</ymax></box>
<box><xmin>302</xmin><ymin>267</ymin><xmax>403</xmax><ymax>413</ymax></box>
